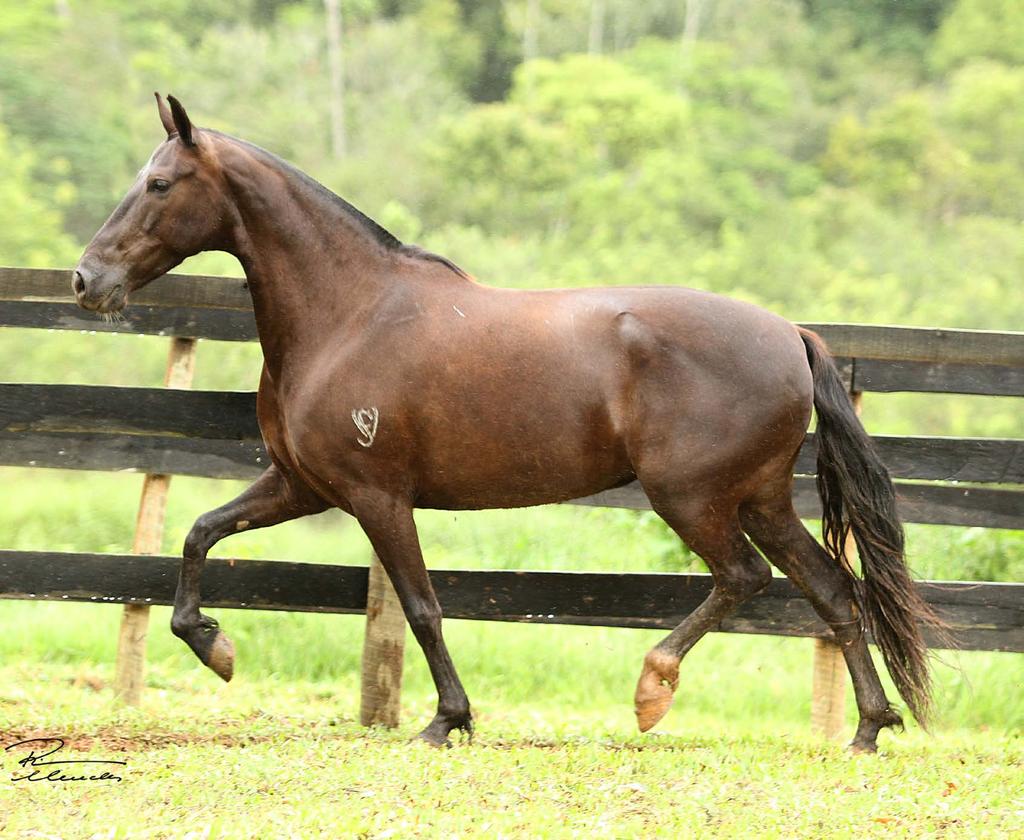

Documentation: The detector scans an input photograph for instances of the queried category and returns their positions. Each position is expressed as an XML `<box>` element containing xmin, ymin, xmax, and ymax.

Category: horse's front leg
<box><xmin>351</xmin><ymin>490</ymin><xmax>472</xmax><ymax>746</ymax></box>
<box><xmin>172</xmin><ymin>464</ymin><xmax>328</xmax><ymax>680</ymax></box>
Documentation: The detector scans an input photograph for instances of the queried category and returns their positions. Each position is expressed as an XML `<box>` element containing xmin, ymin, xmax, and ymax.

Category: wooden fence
<box><xmin>1</xmin><ymin>267</ymin><xmax>1022</xmax><ymax>737</ymax></box>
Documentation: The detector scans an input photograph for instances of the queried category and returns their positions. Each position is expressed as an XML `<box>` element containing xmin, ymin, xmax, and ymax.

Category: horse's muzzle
<box><xmin>72</xmin><ymin>264</ymin><xmax>127</xmax><ymax>313</ymax></box>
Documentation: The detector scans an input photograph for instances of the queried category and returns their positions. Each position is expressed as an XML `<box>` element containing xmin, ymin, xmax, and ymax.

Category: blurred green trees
<box><xmin>0</xmin><ymin>123</ymin><xmax>78</xmax><ymax>267</ymax></box>
<box><xmin>0</xmin><ymin>0</ymin><xmax>1020</xmax><ymax>334</ymax></box>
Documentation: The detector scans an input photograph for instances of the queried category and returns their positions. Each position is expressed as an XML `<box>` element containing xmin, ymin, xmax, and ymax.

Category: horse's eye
<box><xmin>150</xmin><ymin>179</ymin><xmax>171</xmax><ymax>193</ymax></box>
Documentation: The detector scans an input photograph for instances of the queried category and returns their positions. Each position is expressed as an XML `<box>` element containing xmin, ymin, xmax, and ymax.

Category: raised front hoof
<box><xmin>634</xmin><ymin>649</ymin><xmax>680</xmax><ymax>733</ymax></box>
<box><xmin>416</xmin><ymin>712</ymin><xmax>473</xmax><ymax>748</ymax></box>
<box><xmin>204</xmin><ymin>631</ymin><xmax>236</xmax><ymax>682</ymax></box>
<box><xmin>174</xmin><ymin>616</ymin><xmax>236</xmax><ymax>682</ymax></box>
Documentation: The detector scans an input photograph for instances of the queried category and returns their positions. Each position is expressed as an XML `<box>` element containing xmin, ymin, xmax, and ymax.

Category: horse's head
<box><xmin>72</xmin><ymin>94</ymin><xmax>233</xmax><ymax>313</ymax></box>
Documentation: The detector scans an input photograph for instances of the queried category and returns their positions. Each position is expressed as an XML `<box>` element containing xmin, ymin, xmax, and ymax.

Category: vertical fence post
<box><xmin>810</xmin><ymin>389</ymin><xmax>862</xmax><ymax>740</ymax></box>
<box><xmin>359</xmin><ymin>553</ymin><xmax>406</xmax><ymax>727</ymax></box>
<box><xmin>811</xmin><ymin>636</ymin><xmax>847</xmax><ymax>740</ymax></box>
<box><xmin>114</xmin><ymin>336</ymin><xmax>197</xmax><ymax>705</ymax></box>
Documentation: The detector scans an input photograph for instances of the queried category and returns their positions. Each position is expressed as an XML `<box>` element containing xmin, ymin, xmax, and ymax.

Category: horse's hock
<box><xmin>1</xmin><ymin>266</ymin><xmax>1023</xmax><ymax>738</ymax></box>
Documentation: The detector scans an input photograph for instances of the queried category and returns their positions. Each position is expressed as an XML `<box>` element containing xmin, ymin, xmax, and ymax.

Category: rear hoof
<box><xmin>205</xmin><ymin>631</ymin><xmax>235</xmax><ymax>682</ymax></box>
<box><xmin>634</xmin><ymin>649</ymin><xmax>680</xmax><ymax>733</ymax></box>
<box><xmin>848</xmin><ymin>706</ymin><xmax>903</xmax><ymax>753</ymax></box>
<box><xmin>416</xmin><ymin>711</ymin><xmax>472</xmax><ymax>748</ymax></box>
<box><xmin>416</xmin><ymin>730</ymin><xmax>452</xmax><ymax>749</ymax></box>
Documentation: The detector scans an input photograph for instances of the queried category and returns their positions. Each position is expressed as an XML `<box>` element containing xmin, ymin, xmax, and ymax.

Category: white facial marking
<box><xmin>352</xmin><ymin>407</ymin><xmax>379</xmax><ymax>448</ymax></box>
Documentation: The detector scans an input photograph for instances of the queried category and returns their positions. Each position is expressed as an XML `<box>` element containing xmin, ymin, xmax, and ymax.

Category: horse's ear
<box><xmin>155</xmin><ymin>92</ymin><xmax>176</xmax><ymax>138</ymax></box>
<box><xmin>166</xmin><ymin>94</ymin><xmax>196</xmax><ymax>148</ymax></box>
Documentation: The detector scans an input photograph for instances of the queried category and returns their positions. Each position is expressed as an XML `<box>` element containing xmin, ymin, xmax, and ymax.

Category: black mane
<box><xmin>216</xmin><ymin>131</ymin><xmax>468</xmax><ymax>279</ymax></box>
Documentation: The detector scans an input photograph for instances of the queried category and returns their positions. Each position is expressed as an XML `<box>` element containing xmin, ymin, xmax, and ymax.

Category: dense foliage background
<box><xmin>0</xmin><ymin>3</ymin><xmax>1022</xmax><ymax>756</ymax></box>
<box><xmin>3</xmin><ymin>0</ymin><xmax>1023</xmax><ymax>327</ymax></box>
<box><xmin>1</xmin><ymin>0</ymin><xmax>1020</xmax><ymax>532</ymax></box>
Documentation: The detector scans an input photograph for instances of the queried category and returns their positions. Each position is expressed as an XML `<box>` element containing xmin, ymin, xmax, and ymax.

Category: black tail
<box><xmin>799</xmin><ymin>327</ymin><xmax>947</xmax><ymax>726</ymax></box>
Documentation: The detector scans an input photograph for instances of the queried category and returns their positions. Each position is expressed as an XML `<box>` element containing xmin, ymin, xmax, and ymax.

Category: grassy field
<box><xmin>2</xmin><ymin>445</ymin><xmax>1023</xmax><ymax>836</ymax></box>
<box><xmin>2</xmin><ymin>662</ymin><xmax>1022</xmax><ymax>838</ymax></box>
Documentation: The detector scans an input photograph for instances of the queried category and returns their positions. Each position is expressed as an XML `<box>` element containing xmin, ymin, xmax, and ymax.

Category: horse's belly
<box><xmin>410</xmin><ymin>391</ymin><xmax>634</xmax><ymax>509</ymax></box>
<box><xmin>413</xmin><ymin>443</ymin><xmax>634</xmax><ymax>510</ymax></box>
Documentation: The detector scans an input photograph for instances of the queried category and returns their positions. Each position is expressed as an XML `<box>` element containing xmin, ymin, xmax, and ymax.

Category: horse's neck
<box><xmin>222</xmin><ymin>146</ymin><xmax>395</xmax><ymax>376</ymax></box>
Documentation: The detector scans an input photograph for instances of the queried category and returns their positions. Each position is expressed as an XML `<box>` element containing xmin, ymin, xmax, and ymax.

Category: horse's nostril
<box><xmin>73</xmin><ymin>270</ymin><xmax>86</xmax><ymax>295</ymax></box>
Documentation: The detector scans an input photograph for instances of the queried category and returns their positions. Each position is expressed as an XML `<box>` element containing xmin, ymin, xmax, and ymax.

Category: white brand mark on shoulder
<box><xmin>453</xmin><ymin>305</ymin><xmax>466</xmax><ymax>318</ymax></box>
<box><xmin>352</xmin><ymin>407</ymin><xmax>379</xmax><ymax>448</ymax></box>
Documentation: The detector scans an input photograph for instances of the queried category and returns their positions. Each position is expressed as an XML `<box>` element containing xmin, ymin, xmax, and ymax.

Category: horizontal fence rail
<box><xmin>3</xmin><ymin>268</ymin><xmax>1024</xmax><ymax>392</ymax></box>
<box><xmin>2</xmin><ymin>551</ymin><xmax>1021</xmax><ymax>653</ymax></box>
<box><xmin>0</xmin><ymin>383</ymin><xmax>1022</xmax><ymax>528</ymax></box>
<box><xmin>2</xmin><ymin>267</ymin><xmax>1023</xmax><ymax>533</ymax></box>
<box><xmin>3</xmin><ymin>265</ymin><xmax>1023</xmax><ymax>733</ymax></box>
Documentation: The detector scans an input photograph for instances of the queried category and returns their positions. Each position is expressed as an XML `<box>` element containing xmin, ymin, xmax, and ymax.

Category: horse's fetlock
<box><xmin>438</xmin><ymin>702</ymin><xmax>471</xmax><ymax>724</ymax></box>
<box><xmin>643</xmin><ymin>648</ymin><xmax>680</xmax><ymax>682</ymax></box>
<box><xmin>170</xmin><ymin>615</ymin><xmax>191</xmax><ymax>639</ymax></box>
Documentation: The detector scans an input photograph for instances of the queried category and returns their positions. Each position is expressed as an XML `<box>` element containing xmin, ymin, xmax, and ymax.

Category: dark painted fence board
<box><xmin>2</xmin><ymin>385</ymin><xmax>1021</xmax><ymax>484</ymax></box>
<box><xmin>0</xmin><ymin>267</ymin><xmax>251</xmax><ymax>311</ymax></box>
<box><xmin>5</xmin><ymin>268</ymin><xmax>1023</xmax><ymax>368</ymax></box>
<box><xmin>2</xmin><ymin>435</ymin><xmax>1022</xmax><ymax>528</ymax></box>
<box><xmin>0</xmin><ymin>300</ymin><xmax>258</xmax><ymax>342</ymax></box>
<box><xmin>854</xmin><ymin>358</ymin><xmax>1024</xmax><ymax>397</ymax></box>
<box><xmin>577</xmin><ymin>478</ymin><xmax>1024</xmax><ymax>530</ymax></box>
<box><xmin>1</xmin><ymin>551</ymin><xmax>1019</xmax><ymax>651</ymax></box>
<box><xmin>0</xmin><ymin>384</ymin><xmax>260</xmax><ymax>441</ymax></box>
<box><xmin>802</xmin><ymin>322</ymin><xmax>1024</xmax><ymax>367</ymax></box>
<box><xmin>3</xmin><ymin>268</ymin><xmax>1024</xmax><ymax>661</ymax></box>
<box><xmin>0</xmin><ymin>431</ymin><xmax>267</xmax><ymax>479</ymax></box>
<box><xmin>796</xmin><ymin>433</ymin><xmax>1024</xmax><ymax>484</ymax></box>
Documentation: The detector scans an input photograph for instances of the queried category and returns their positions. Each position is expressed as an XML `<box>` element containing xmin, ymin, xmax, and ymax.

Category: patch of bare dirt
<box><xmin>0</xmin><ymin>716</ymin><xmax>352</xmax><ymax>753</ymax></box>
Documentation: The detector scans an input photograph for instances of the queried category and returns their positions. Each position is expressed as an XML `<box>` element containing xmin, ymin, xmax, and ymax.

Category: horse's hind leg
<box><xmin>634</xmin><ymin>499</ymin><xmax>772</xmax><ymax>732</ymax></box>
<box><xmin>172</xmin><ymin>464</ymin><xmax>328</xmax><ymax>681</ymax></box>
<box><xmin>739</xmin><ymin>492</ymin><xmax>902</xmax><ymax>752</ymax></box>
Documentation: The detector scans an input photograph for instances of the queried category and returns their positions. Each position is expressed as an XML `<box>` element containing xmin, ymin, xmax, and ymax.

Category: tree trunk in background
<box><xmin>360</xmin><ymin>553</ymin><xmax>406</xmax><ymax>727</ymax></box>
<box><xmin>588</xmin><ymin>0</ymin><xmax>605</xmax><ymax>54</ymax></box>
<box><xmin>680</xmin><ymin>0</ymin><xmax>705</xmax><ymax>60</ymax></box>
<box><xmin>324</xmin><ymin>0</ymin><xmax>347</xmax><ymax>159</ymax></box>
<box><xmin>523</xmin><ymin>0</ymin><xmax>540</xmax><ymax>61</ymax></box>
<box><xmin>114</xmin><ymin>337</ymin><xmax>197</xmax><ymax>706</ymax></box>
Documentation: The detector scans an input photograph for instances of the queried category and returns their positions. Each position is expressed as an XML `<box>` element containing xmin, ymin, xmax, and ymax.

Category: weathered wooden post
<box><xmin>811</xmin><ymin>635</ymin><xmax>847</xmax><ymax>740</ymax></box>
<box><xmin>359</xmin><ymin>553</ymin><xmax>406</xmax><ymax>726</ymax></box>
<box><xmin>810</xmin><ymin>389</ymin><xmax>862</xmax><ymax>740</ymax></box>
<box><xmin>114</xmin><ymin>336</ymin><xmax>197</xmax><ymax>704</ymax></box>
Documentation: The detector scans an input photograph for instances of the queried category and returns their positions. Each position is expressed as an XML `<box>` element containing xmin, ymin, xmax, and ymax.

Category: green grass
<box><xmin>1</xmin><ymin>664</ymin><xmax>1022</xmax><ymax>838</ymax></box>
<box><xmin>2</xmin><ymin>466</ymin><xmax>1023</xmax><ymax>835</ymax></box>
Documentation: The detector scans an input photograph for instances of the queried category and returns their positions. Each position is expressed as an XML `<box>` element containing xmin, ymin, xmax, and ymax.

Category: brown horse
<box><xmin>73</xmin><ymin>95</ymin><xmax>941</xmax><ymax>751</ymax></box>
